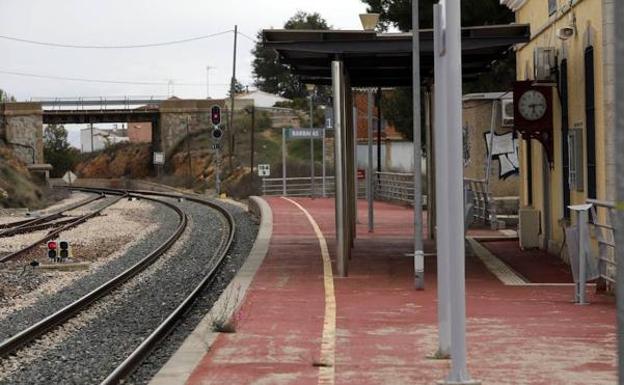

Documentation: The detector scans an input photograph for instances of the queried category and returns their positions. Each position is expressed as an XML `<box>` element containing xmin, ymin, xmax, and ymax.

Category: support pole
<box><xmin>250</xmin><ymin>105</ymin><xmax>255</xmax><ymax>189</ymax></box>
<box><xmin>377</xmin><ymin>87</ymin><xmax>382</xmax><ymax>176</ymax></box>
<box><xmin>433</xmin><ymin>3</ymin><xmax>451</xmax><ymax>359</ymax></box>
<box><xmin>282</xmin><ymin>127</ymin><xmax>287</xmax><ymax>196</ymax></box>
<box><xmin>367</xmin><ymin>89</ymin><xmax>374</xmax><ymax>232</ymax></box>
<box><xmin>615</xmin><ymin>1</ymin><xmax>624</xmax><ymax>383</ymax></box>
<box><xmin>439</xmin><ymin>1</ymin><xmax>478</xmax><ymax>383</ymax></box>
<box><xmin>310</xmin><ymin>94</ymin><xmax>315</xmax><ymax>197</ymax></box>
<box><xmin>412</xmin><ymin>0</ymin><xmax>424</xmax><ymax>290</ymax></box>
<box><xmin>228</xmin><ymin>25</ymin><xmax>238</xmax><ymax>171</ymax></box>
<box><xmin>425</xmin><ymin>88</ymin><xmax>435</xmax><ymax>240</ymax></box>
<box><xmin>322</xmin><ymin>125</ymin><xmax>326</xmax><ymax>197</ymax></box>
<box><xmin>332</xmin><ymin>60</ymin><xmax>347</xmax><ymax>277</ymax></box>
<box><xmin>186</xmin><ymin>118</ymin><xmax>192</xmax><ymax>188</ymax></box>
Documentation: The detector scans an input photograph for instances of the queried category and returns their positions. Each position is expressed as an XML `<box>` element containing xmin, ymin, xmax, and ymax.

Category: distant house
<box><xmin>234</xmin><ymin>90</ymin><xmax>291</xmax><ymax>109</ymax></box>
<box><xmin>128</xmin><ymin>122</ymin><xmax>152</xmax><ymax>144</ymax></box>
<box><xmin>80</xmin><ymin>126</ymin><xmax>129</xmax><ymax>153</ymax></box>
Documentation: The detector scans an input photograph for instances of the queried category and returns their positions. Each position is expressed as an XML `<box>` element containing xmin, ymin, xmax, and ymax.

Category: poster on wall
<box><xmin>484</xmin><ymin>131</ymin><xmax>520</xmax><ymax>179</ymax></box>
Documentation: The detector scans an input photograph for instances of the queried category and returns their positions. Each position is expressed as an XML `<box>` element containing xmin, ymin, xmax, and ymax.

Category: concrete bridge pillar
<box><xmin>0</xmin><ymin>102</ymin><xmax>43</xmax><ymax>164</ymax></box>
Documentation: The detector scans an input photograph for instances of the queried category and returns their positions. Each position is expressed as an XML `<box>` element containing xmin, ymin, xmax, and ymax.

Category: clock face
<box><xmin>518</xmin><ymin>90</ymin><xmax>547</xmax><ymax>121</ymax></box>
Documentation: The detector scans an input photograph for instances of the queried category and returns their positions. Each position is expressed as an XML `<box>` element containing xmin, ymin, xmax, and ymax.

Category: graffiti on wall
<box><xmin>484</xmin><ymin>131</ymin><xmax>519</xmax><ymax>179</ymax></box>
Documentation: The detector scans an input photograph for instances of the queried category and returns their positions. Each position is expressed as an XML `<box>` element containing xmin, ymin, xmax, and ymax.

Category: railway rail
<box><xmin>0</xmin><ymin>186</ymin><xmax>237</xmax><ymax>385</ymax></box>
<box><xmin>0</xmin><ymin>193</ymin><xmax>127</xmax><ymax>263</ymax></box>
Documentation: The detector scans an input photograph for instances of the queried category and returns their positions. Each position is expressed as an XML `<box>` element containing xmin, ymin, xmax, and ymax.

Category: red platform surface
<box><xmin>186</xmin><ymin>197</ymin><xmax>616</xmax><ymax>385</ymax></box>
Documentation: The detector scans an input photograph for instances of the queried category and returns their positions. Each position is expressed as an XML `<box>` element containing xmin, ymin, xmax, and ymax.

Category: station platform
<box><xmin>182</xmin><ymin>197</ymin><xmax>616</xmax><ymax>385</ymax></box>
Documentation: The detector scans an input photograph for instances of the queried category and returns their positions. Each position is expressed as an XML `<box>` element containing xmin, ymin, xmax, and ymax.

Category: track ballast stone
<box><xmin>0</xmin><ymin>198</ymin><xmax>257</xmax><ymax>385</ymax></box>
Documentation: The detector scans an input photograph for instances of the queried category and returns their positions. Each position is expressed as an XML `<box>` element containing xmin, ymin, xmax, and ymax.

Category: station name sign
<box><xmin>286</xmin><ymin>128</ymin><xmax>323</xmax><ymax>140</ymax></box>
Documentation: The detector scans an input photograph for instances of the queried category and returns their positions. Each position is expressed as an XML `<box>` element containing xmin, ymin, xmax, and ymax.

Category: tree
<box><xmin>252</xmin><ymin>11</ymin><xmax>330</xmax><ymax>100</ymax></box>
<box><xmin>0</xmin><ymin>89</ymin><xmax>16</xmax><ymax>102</ymax></box>
<box><xmin>43</xmin><ymin>125</ymin><xmax>79</xmax><ymax>177</ymax></box>
<box><xmin>360</xmin><ymin>0</ymin><xmax>514</xmax><ymax>140</ymax></box>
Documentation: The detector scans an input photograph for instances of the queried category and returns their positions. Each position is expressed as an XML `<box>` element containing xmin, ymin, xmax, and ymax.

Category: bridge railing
<box><xmin>32</xmin><ymin>96</ymin><xmax>167</xmax><ymax>111</ymax></box>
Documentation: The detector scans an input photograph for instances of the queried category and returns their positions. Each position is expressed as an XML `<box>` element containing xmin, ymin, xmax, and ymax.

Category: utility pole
<box><xmin>206</xmin><ymin>65</ymin><xmax>215</xmax><ymax>99</ymax></box>
<box><xmin>250</xmin><ymin>105</ymin><xmax>256</xmax><ymax>190</ymax></box>
<box><xmin>614</xmin><ymin>0</ymin><xmax>623</xmax><ymax>383</ymax></box>
<box><xmin>228</xmin><ymin>25</ymin><xmax>238</xmax><ymax>171</ymax></box>
<box><xmin>90</xmin><ymin>123</ymin><xmax>94</xmax><ymax>152</ymax></box>
<box><xmin>367</xmin><ymin>89</ymin><xmax>374</xmax><ymax>232</ymax></box>
<box><xmin>376</xmin><ymin>87</ymin><xmax>382</xmax><ymax>177</ymax></box>
<box><xmin>412</xmin><ymin>0</ymin><xmax>424</xmax><ymax>290</ymax></box>
<box><xmin>186</xmin><ymin>118</ymin><xmax>192</xmax><ymax>188</ymax></box>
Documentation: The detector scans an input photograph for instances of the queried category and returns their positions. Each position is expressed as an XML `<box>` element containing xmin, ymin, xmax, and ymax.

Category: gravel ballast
<box><xmin>0</xmin><ymin>197</ymin><xmax>258</xmax><ymax>385</ymax></box>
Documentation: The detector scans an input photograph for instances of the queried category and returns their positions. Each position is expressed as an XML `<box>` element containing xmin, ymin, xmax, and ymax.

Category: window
<box><xmin>584</xmin><ymin>46</ymin><xmax>597</xmax><ymax>199</ymax></box>
<box><xmin>560</xmin><ymin>59</ymin><xmax>571</xmax><ymax>218</ymax></box>
<box><xmin>548</xmin><ymin>0</ymin><xmax>557</xmax><ymax>15</ymax></box>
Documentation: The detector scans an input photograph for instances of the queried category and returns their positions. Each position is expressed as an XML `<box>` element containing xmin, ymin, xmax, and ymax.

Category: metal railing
<box><xmin>261</xmin><ymin>176</ymin><xmax>368</xmax><ymax>198</ymax></box>
<box><xmin>373</xmin><ymin>172</ymin><xmax>414</xmax><ymax>204</ymax></box>
<box><xmin>464</xmin><ymin>178</ymin><xmax>497</xmax><ymax>226</ymax></box>
<box><xmin>587</xmin><ymin>199</ymin><xmax>617</xmax><ymax>285</ymax></box>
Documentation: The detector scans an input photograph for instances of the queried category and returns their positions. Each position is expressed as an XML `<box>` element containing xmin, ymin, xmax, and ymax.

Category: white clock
<box><xmin>518</xmin><ymin>90</ymin><xmax>547</xmax><ymax>121</ymax></box>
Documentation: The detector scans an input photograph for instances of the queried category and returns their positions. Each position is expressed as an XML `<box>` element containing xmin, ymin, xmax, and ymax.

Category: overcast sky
<box><xmin>1</xmin><ymin>0</ymin><xmax>369</xmax><ymax>101</ymax></box>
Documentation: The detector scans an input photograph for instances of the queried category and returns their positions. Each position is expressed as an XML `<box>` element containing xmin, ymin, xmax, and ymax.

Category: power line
<box><xmin>0</xmin><ymin>69</ymin><xmax>235</xmax><ymax>87</ymax></box>
<box><xmin>237</xmin><ymin>31</ymin><xmax>258</xmax><ymax>43</ymax></box>
<box><xmin>0</xmin><ymin>30</ymin><xmax>233</xmax><ymax>49</ymax></box>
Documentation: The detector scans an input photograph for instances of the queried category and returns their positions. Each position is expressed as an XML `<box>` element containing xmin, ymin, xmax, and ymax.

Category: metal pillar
<box><xmin>367</xmin><ymin>90</ymin><xmax>374</xmax><ymax>232</ymax></box>
<box><xmin>228</xmin><ymin>25</ymin><xmax>238</xmax><ymax>171</ymax></box>
<box><xmin>310</xmin><ymin>95</ymin><xmax>315</xmax><ymax>197</ymax></box>
<box><xmin>322</xmin><ymin>126</ymin><xmax>326</xmax><ymax>197</ymax></box>
<box><xmin>332</xmin><ymin>60</ymin><xmax>347</xmax><ymax>277</ymax></box>
<box><xmin>433</xmin><ymin>3</ymin><xmax>451</xmax><ymax>359</ymax></box>
<box><xmin>282</xmin><ymin>127</ymin><xmax>287</xmax><ymax>196</ymax></box>
<box><xmin>615</xmin><ymin>1</ymin><xmax>624</xmax><ymax>383</ymax></box>
<box><xmin>425</xmin><ymin>88</ymin><xmax>435</xmax><ymax>240</ymax></box>
<box><xmin>438</xmin><ymin>1</ymin><xmax>478</xmax><ymax>383</ymax></box>
<box><xmin>353</xmin><ymin>105</ymin><xmax>359</xmax><ymax>224</ymax></box>
<box><xmin>412</xmin><ymin>0</ymin><xmax>424</xmax><ymax>290</ymax></box>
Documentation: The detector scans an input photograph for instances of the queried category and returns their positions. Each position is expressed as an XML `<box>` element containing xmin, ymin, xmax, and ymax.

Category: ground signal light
<box><xmin>211</xmin><ymin>105</ymin><xmax>221</xmax><ymax>126</ymax></box>
<box><xmin>59</xmin><ymin>240</ymin><xmax>70</xmax><ymax>259</ymax></box>
<box><xmin>47</xmin><ymin>241</ymin><xmax>57</xmax><ymax>259</ymax></box>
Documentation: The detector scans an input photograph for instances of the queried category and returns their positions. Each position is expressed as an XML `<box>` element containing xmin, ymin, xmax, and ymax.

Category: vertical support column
<box><xmin>412</xmin><ymin>0</ymin><xmax>424</xmax><ymax>290</ymax></box>
<box><xmin>367</xmin><ymin>89</ymin><xmax>374</xmax><ymax>232</ymax></box>
<box><xmin>332</xmin><ymin>60</ymin><xmax>347</xmax><ymax>277</ymax></box>
<box><xmin>433</xmin><ymin>3</ymin><xmax>451</xmax><ymax>359</ymax></box>
<box><xmin>439</xmin><ymin>1</ymin><xmax>479</xmax><ymax>383</ymax></box>
<box><xmin>425</xmin><ymin>88</ymin><xmax>435</xmax><ymax>240</ymax></box>
<box><xmin>282</xmin><ymin>127</ymin><xmax>287</xmax><ymax>196</ymax></box>
<box><xmin>310</xmin><ymin>94</ymin><xmax>315</xmax><ymax>197</ymax></box>
<box><xmin>322</xmin><ymin>126</ymin><xmax>326</xmax><ymax>197</ymax></box>
<box><xmin>353</xmin><ymin>104</ymin><xmax>359</xmax><ymax>224</ymax></box>
<box><xmin>614</xmin><ymin>1</ymin><xmax>624</xmax><ymax>382</ymax></box>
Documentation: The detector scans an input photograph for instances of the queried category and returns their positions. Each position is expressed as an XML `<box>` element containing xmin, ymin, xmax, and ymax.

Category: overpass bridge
<box><xmin>0</xmin><ymin>97</ymin><xmax>225</xmax><ymax>164</ymax></box>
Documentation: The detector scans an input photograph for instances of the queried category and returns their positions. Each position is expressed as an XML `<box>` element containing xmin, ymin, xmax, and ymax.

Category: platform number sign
<box><xmin>258</xmin><ymin>164</ymin><xmax>270</xmax><ymax>177</ymax></box>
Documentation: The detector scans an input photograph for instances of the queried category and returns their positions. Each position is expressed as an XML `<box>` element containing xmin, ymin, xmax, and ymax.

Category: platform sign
<box><xmin>62</xmin><ymin>171</ymin><xmax>78</xmax><ymax>185</ymax></box>
<box><xmin>153</xmin><ymin>152</ymin><xmax>165</xmax><ymax>165</ymax></box>
<box><xmin>285</xmin><ymin>128</ymin><xmax>323</xmax><ymax>140</ymax></box>
<box><xmin>258</xmin><ymin>164</ymin><xmax>270</xmax><ymax>177</ymax></box>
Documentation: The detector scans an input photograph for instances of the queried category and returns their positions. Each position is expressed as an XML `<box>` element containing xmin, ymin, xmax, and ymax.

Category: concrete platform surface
<box><xmin>185</xmin><ymin>197</ymin><xmax>616</xmax><ymax>385</ymax></box>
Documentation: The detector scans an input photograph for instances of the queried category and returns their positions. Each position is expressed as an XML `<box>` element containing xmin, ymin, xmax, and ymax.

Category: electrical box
<box><xmin>534</xmin><ymin>47</ymin><xmax>558</xmax><ymax>82</ymax></box>
<box><xmin>519</xmin><ymin>208</ymin><xmax>541</xmax><ymax>249</ymax></box>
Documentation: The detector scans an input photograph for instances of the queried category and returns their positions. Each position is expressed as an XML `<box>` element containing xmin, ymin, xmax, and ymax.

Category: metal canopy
<box><xmin>263</xmin><ymin>24</ymin><xmax>530</xmax><ymax>87</ymax></box>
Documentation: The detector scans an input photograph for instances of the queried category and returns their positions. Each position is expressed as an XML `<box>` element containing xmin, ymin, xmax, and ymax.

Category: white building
<box><xmin>80</xmin><ymin>126</ymin><xmax>129</xmax><ymax>153</ymax></box>
<box><xmin>234</xmin><ymin>90</ymin><xmax>291</xmax><ymax>109</ymax></box>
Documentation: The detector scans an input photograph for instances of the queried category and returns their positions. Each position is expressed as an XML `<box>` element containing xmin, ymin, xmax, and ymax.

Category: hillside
<box><xmin>0</xmin><ymin>147</ymin><xmax>47</xmax><ymax>208</ymax></box>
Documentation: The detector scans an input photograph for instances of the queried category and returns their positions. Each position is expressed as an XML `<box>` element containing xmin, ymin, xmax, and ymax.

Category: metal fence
<box><xmin>464</xmin><ymin>178</ymin><xmax>497</xmax><ymax>226</ymax></box>
<box><xmin>587</xmin><ymin>199</ymin><xmax>617</xmax><ymax>286</ymax></box>
<box><xmin>373</xmin><ymin>172</ymin><xmax>414</xmax><ymax>203</ymax></box>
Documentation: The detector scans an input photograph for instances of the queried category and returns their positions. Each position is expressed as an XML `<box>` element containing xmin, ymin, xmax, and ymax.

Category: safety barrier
<box><xmin>463</xmin><ymin>178</ymin><xmax>497</xmax><ymax>227</ymax></box>
<box><xmin>587</xmin><ymin>199</ymin><xmax>617</xmax><ymax>286</ymax></box>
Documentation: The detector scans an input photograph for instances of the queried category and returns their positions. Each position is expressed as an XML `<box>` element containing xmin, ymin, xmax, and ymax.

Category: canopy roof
<box><xmin>263</xmin><ymin>24</ymin><xmax>530</xmax><ymax>87</ymax></box>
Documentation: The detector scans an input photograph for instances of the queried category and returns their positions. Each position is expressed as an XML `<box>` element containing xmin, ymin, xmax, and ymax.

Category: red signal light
<box><xmin>47</xmin><ymin>241</ymin><xmax>57</xmax><ymax>250</ymax></box>
<box><xmin>211</xmin><ymin>105</ymin><xmax>221</xmax><ymax>125</ymax></box>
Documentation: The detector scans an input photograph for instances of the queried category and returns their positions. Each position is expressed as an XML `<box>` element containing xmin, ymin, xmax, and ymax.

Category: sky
<box><xmin>0</xmin><ymin>0</ymin><xmax>370</xmax><ymax>101</ymax></box>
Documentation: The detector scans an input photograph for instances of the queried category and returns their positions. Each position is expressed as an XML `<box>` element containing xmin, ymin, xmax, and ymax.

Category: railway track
<box><xmin>0</xmin><ymin>193</ymin><xmax>127</xmax><ymax>263</ymax></box>
<box><xmin>0</xmin><ymin>187</ymin><xmax>237</xmax><ymax>385</ymax></box>
<box><xmin>0</xmin><ymin>193</ymin><xmax>104</xmax><ymax>236</ymax></box>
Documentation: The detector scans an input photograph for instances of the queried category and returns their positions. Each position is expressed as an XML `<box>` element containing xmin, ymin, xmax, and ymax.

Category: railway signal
<box><xmin>212</xmin><ymin>127</ymin><xmax>223</xmax><ymax>141</ymax></box>
<box><xmin>47</xmin><ymin>241</ymin><xmax>57</xmax><ymax>260</ymax></box>
<box><xmin>59</xmin><ymin>240</ymin><xmax>70</xmax><ymax>260</ymax></box>
<box><xmin>211</xmin><ymin>105</ymin><xmax>221</xmax><ymax>126</ymax></box>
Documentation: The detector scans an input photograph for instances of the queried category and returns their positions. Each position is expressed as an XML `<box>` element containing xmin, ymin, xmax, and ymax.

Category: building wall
<box><xmin>514</xmin><ymin>0</ymin><xmax>610</xmax><ymax>252</ymax></box>
<box><xmin>128</xmin><ymin>122</ymin><xmax>152</xmax><ymax>143</ymax></box>
<box><xmin>463</xmin><ymin>98</ymin><xmax>520</xmax><ymax>198</ymax></box>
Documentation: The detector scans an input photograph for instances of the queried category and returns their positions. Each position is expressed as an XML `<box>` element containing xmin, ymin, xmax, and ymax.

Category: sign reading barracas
<box><xmin>285</xmin><ymin>128</ymin><xmax>324</xmax><ymax>140</ymax></box>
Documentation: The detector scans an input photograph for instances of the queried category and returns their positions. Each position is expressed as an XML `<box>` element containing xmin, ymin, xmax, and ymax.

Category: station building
<box><xmin>501</xmin><ymin>0</ymin><xmax>616</xmax><ymax>256</ymax></box>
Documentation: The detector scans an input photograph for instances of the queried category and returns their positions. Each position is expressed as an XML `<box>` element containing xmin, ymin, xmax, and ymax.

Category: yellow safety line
<box><xmin>282</xmin><ymin>197</ymin><xmax>336</xmax><ymax>385</ymax></box>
